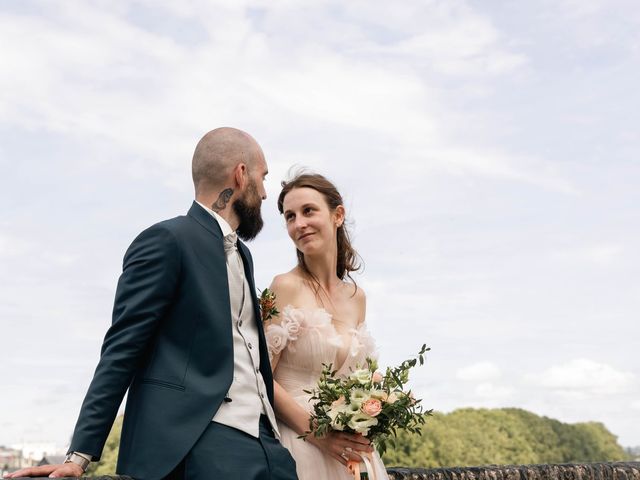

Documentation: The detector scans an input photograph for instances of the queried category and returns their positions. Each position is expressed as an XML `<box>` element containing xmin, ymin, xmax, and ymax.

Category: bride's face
<box><xmin>282</xmin><ymin>187</ymin><xmax>344</xmax><ymax>256</ymax></box>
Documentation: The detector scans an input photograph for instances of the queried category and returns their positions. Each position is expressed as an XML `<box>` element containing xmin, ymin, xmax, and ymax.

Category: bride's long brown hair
<box><xmin>277</xmin><ymin>172</ymin><xmax>362</xmax><ymax>293</ymax></box>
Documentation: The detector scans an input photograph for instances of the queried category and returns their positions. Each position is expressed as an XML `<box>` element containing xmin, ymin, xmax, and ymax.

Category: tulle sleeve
<box><xmin>265</xmin><ymin>323</ymin><xmax>288</xmax><ymax>362</ymax></box>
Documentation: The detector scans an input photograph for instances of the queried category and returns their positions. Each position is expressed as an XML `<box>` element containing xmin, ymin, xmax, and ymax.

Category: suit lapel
<box><xmin>238</xmin><ymin>241</ymin><xmax>275</xmax><ymax>403</ymax></box>
<box><xmin>237</xmin><ymin>242</ymin><xmax>260</xmax><ymax>324</ymax></box>
<box><xmin>187</xmin><ymin>201</ymin><xmax>224</xmax><ymax>240</ymax></box>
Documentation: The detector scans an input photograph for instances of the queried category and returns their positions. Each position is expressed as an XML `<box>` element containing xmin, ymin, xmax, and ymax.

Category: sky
<box><xmin>0</xmin><ymin>0</ymin><xmax>639</xmax><ymax>452</ymax></box>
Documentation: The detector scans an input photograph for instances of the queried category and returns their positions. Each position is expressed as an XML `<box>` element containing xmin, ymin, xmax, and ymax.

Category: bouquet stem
<box><xmin>347</xmin><ymin>459</ymin><xmax>361</xmax><ymax>479</ymax></box>
<box><xmin>347</xmin><ymin>457</ymin><xmax>371</xmax><ymax>479</ymax></box>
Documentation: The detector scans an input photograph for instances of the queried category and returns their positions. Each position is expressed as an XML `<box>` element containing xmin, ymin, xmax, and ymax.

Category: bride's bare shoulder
<box><xmin>344</xmin><ymin>281</ymin><xmax>366</xmax><ymax>303</ymax></box>
<box><xmin>269</xmin><ymin>269</ymin><xmax>306</xmax><ymax>299</ymax></box>
<box><xmin>350</xmin><ymin>284</ymin><xmax>367</xmax><ymax>325</ymax></box>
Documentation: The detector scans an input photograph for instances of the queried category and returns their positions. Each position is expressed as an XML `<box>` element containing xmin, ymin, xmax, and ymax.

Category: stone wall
<box><xmin>386</xmin><ymin>462</ymin><xmax>640</xmax><ymax>480</ymax></box>
<box><xmin>10</xmin><ymin>461</ymin><xmax>640</xmax><ymax>479</ymax></box>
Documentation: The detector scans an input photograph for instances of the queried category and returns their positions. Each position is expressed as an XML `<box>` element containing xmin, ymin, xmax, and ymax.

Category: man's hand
<box><xmin>3</xmin><ymin>462</ymin><xmax>84</xmax><ymax>478</ymax></box>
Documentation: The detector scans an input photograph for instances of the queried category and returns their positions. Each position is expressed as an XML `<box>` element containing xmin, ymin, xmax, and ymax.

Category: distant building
<box><xmin>626</xmin><ymin>446</ymin><xmax>640</xmax><ymax>461</ymax></box>
<box><xmin>38</xmin><ymin>454</ymin><xmax>66</xmax><ymax>466</ymax></box>
<box><xmin>1</xmin><ymin>442</ymin><xmax>66</xmax><ymax>474</ymax></box>
<box><xmin>0</xmin><ymin>446</ymin><xmax>24</xmax><ymax>476</ymax></box>
<box><xmin>10</xmin><ymin>442</ymin><xmax>63</xmax><ymax>463</ymax></box>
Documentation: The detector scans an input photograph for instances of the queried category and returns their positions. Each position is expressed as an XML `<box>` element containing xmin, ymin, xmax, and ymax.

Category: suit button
<box><xmin>256</xmin><ymin>367</ymin><xmax>260</xmax><ymax>373</ymax></box>
<box><xmin>248</xmin><ymin>342</ymin><xmax>253</xmax><ymax>349</ymax></box>
<box><xmin>239</xmin><ymin>320</ymin><xmax>243</xmax><ymax>327</ymax></box>
<box><xmin>260</xmin><ymin>393</ymin><xmax>265</xmax><ymax>399</ymax></box>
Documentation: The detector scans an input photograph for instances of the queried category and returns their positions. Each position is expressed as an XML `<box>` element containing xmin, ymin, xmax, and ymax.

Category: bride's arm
<box><xmin>265</xmin><ymin>273</ymin><xmax>298</xmax><ymax>372</ymax></box>
<box><xmin>267</xmin><ymin>275</ymin><xmax>315</xmax><ymax>434</ymax></box>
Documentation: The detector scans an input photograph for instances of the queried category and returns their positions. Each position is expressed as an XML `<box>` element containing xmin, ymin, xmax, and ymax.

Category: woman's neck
<box><xmin>301</xmin><ymin>251</ymin><xmax>341</xmax><ymax>294</ymax></box>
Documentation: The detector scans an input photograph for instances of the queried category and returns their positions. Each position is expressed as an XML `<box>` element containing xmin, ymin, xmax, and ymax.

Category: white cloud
<box><xmin>457</xmin><ymin>362</ymin><xmax>502</xmax><ymax>382</ymax></box>
<box><xmin>0</xmin><ymin>0</ymin><xmax>575</xmax><ymax>195</ymax></box>
<box><xmin>381</xmin><ymin>16</ymin><xmax>526</xmax><ymax>76</ymax></box>
<box><xmin>474</xmin><ymin>382</ymin><xmax>515</xmax><ymax>401</ymax></box>
<box><xmin>341</xmin><ymin>0</ymin><xmax>527</xmax><ymax>77</ymax></box>
<box><xmin>556</xmin><ymin>0</ymin><xmax>606</xmax><ymax>17</ymax></box>
<box><xmin>401</xmin><ymin>147</ymin><xmax>579</xmax><ymax>194</ymax></box>
<box><xmin>553</xmin><ymin>244</ymin><xmax>623</xmax><ymax>267</ymax></box>
<box><xmin>527</xmin><ymin>359</ymin><xmax>636</xmax><ymax>395</ymax></box>
<box><xmin>0</xmin><ymin>233</ymin><xmax>32</xmax><ymax>257</ymax></box>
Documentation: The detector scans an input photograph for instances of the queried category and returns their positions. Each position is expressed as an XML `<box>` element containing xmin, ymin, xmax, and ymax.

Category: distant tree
<box><xmin>567</xmin><ymin>422</ymin><xmax>629</xmax><ymax>463</ymax></box>
<box><xmin>382</xmin><ymin>408</ymin><xmax>628</xmax><ymax>468</ymax></box>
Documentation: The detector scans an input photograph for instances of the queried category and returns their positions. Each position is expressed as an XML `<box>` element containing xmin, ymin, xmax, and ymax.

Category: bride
<box><xmin>265</xmin><ymin>173</ymin><xmax>389</xmax><ymax>480</ymax></box>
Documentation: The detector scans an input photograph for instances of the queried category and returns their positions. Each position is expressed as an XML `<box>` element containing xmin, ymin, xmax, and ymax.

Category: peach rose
<box><xmin>361</xmin><ymin>398</ymin><xmax>382</xmax><ymax>417</ymax></box>
<box><xmin>372</xmin><ymin>371</ymin><xmax>384</xmax><ymax>384</ymax></box>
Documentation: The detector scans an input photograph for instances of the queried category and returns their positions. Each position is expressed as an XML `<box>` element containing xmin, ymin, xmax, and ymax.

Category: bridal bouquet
<box><xmin>303</xmin><ymin>344</ymin><xmax>431</xmax><ymax>460</ymax></box>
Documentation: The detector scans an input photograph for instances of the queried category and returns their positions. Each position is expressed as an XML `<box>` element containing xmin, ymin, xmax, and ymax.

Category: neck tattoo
<box><xmin>211</xmin><ymin>188</ymin><xmax>233</xmax><ymax>212</ymax></box>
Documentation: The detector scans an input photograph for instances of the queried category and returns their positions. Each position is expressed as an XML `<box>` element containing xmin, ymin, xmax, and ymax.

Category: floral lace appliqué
<box><xmin>265</xmin><ymin>324</ymin><xmax>289</xmax><ymax>361</ymax></box>
<box><xmin>265</xmin><ymin>305</ymin><xmax>306</xmax><ymax>361</ymax></box>
<box><xmin>265</xmin><ymin>305</ymin><xmax>344</xmax><ymax>361</ymax></box>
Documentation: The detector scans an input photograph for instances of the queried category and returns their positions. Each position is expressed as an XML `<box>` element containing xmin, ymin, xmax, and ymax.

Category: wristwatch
<box><xmin>64</xmin><ymin>452</ymin><xmax>91</xmax><ymax>472</ymax></box>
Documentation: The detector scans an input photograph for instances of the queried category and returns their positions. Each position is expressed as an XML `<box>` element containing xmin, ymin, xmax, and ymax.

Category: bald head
<box><xmin>192</xmin><ymin>127</ymin><xmax>264</xmax><ymax>196</ymax></box>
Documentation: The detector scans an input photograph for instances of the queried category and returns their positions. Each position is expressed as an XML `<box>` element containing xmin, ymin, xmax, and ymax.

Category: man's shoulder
<box><xmin>135</xmin><ymin>215</ymin><xmax>190</xmax><ymax>235</ymax></box>
<box><xmin>130</xmin><ymin>214</ymin><xmax>194</xmax><ymax>246</ymax></box>
<box><xmin>153</xmin><ymin>214</ymin><xmax>192</xmax><ymax>231</ymax></box>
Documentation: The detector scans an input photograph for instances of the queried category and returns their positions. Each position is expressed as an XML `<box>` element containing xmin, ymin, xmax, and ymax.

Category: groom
<box><xmin>6</xmin><ymin>128</ymin><xmax>298</xmax><ymax>480</ymax></box>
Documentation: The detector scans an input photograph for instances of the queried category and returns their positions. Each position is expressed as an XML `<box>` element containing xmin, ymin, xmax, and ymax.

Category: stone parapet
<box><xmin>10</xmin><ymin>462</ymin><xmax>640</xmax><ymax>479</ymax></box>
<box><xmin>386</xmin><ymin>462</ymin><xmax>640</xmax><ymax>480</ymax></box>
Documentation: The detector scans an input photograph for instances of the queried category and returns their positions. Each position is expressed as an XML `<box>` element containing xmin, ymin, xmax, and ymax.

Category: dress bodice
<box><xmin>265</xmin><ymin>305</ymin><xmax>378</xmax><ymax>407</ymax></box>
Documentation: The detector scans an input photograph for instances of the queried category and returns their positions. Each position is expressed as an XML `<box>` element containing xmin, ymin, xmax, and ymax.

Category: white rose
<box><xmin>348</xmin><ymin>389</ymin><xmax>369</xmax><ymax>407</ymax></box>
<box><xmin>350</xmin><ymin>369</ymin><xmax>372</xmax><ymax>385</ymax></box>
<box><xmin>328</xmin><ymin>404</ymin><xmax>346</xmax><ymax>431</ymax></box>
<box><xmin>347</xmin><ymin>412</ymin><xmax>379</xmax><ymax>435</ymax></box>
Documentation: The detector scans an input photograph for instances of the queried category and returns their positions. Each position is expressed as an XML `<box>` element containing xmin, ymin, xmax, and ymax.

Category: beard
<box><xmin>233</xmin><ymin>179</ymin><xmax>264</xmax><ymax>241</ymax></box>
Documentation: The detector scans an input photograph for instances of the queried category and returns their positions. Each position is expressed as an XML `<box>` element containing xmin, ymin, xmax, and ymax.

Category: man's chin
<box><xmin>237</xmin><ymin>219</ymin><xmax>264</xmax><ymax>242</ymax></box>
<box><xmin>232</xmin><ymin>196</ymin><xmax>263</xmax><ymax>241</ymax></box>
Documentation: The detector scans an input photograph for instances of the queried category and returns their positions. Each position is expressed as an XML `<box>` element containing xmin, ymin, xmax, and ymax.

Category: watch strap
<box><xmin>64</xmin><ymin>452</ymin><xmax>91</xmax><ymax>472</ymax></box>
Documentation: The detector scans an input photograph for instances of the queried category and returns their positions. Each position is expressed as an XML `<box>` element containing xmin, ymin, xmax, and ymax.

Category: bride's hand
<box><xmin>308</xmin><ymin>430</ymin><xmax>373</xmax><ymax>466</ymax></box>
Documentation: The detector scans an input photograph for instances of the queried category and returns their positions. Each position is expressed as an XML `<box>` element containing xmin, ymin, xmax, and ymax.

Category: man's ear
<box><xmin>233</xmin><ymin>163</ymin><xmax>248</xmax><ymax>190</ymax></box>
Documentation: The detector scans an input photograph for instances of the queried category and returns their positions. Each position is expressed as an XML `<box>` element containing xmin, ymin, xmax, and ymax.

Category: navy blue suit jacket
<box><xmin>68</xmin><ymin>202</ymin><xmax>273</xmax><ymax>479</ymax></box>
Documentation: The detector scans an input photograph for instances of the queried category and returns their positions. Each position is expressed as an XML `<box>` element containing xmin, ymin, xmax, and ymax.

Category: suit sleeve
<box><xmin>69</xmin><ymin>223</ymin><xmax>182</xmax><ymax>459</ymax></box>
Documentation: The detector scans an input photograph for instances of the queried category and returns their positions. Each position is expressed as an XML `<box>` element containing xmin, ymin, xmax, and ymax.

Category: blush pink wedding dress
<box><xmin>266</xmin><ymin>305</ymin><xmax>390</xmax><ymax>480</ymax></box>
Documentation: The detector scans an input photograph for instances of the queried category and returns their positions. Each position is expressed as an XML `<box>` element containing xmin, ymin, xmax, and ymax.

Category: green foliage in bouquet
<box><xmin>303</xmin><ymin>344</ymin><xmax>432</xmax><ymax>456</ymax></box>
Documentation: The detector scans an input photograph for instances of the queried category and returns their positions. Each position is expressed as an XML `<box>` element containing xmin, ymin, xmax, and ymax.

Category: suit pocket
<box><xmin>140</xmin><ymin>378</ymin><xmax>186</xmax><ymax>391</ymax></box>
